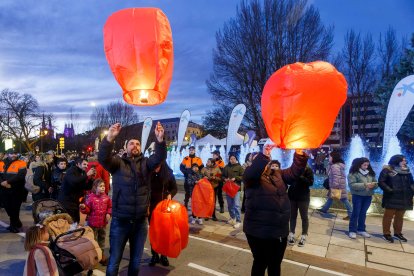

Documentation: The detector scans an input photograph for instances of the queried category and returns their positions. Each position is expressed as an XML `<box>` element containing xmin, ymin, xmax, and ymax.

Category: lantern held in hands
<box><xmin>261</xmin><ymin>61</ymin><xmax>347</xmax><ymax>149</ymax></box>
<box><xmin>103</xmin><ymin>8</ymin><xmax>174</xmax><ymax>106</ymax></box>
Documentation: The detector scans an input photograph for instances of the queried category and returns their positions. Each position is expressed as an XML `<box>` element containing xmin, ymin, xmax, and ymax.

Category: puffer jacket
<box><xmin>81</xmin><ymin>193</ymin><xmax>112</xmax><ymax>228</ymax></box>
<box><xmin>348</xmin><ymin>171</ymin><xmax>378</xmax><ymax>196</ymax></box>
<box><xmin>243</xmin><ymin>152</ymin><xmax>308</xmax><ymax>239</ymax></box>
<box><xmin>98</xmin><ymin>138</ymin><xmax>166</xmax><ymax>220</ymax></box>
<box><xmin>328</xmin><ymin>162</ymin><xmax>347</xmax><ymax>199</ymax></box>
<box><xmin>379</xmin><ymin>166</ymin><xmax>414</xmax><ymax>210</ymax></box>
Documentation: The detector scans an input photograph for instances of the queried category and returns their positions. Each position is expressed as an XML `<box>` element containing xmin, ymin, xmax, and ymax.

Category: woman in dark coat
<box><xmin>379</xmin><ymin>154</ymin><xmax>414</xmax><ymax>243</ymax></box>
<box><xmin>148</xmin><ymin>161</ymin><xmax>177</xmax><ymax>267</ymax></box>
<box><xmin>243</xmin><ymin>148</ymin><xmax>308</xmax><ymax>276</ymax></box>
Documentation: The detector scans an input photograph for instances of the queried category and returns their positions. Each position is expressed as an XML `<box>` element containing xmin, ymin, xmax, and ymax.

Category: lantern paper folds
<box><xmin>104</xmin><ymin>8</ymin><xmax>174</xmax><ymax>106</ymax></box>
<box><xmin>261</xmin><ymin>61</ymin><xmax>347</xmax><ymax>149</ymax></box>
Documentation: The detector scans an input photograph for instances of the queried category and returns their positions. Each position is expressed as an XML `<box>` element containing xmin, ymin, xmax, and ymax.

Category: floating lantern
<box><xmin>103</xmin><ymin>8</ymin><xmax>174</xmax><ymax>106</ymax></box>
<box><xmin>261</xmin><ymin>61</ymin><xmax>347</xmax><ymax>149</ymax></box>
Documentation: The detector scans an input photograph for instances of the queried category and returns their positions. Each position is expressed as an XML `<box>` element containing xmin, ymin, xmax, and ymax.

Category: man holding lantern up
<box><xmin>98</xmin><ymin>122</ymin><xmax>166</xmax><ymax>276</ymax></box>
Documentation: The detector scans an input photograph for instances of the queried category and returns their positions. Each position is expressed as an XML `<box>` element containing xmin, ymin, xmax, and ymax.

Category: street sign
<box><xmin>59</xmin><ymin>137</ymin><xmax>65</xmax><ymax>149</ymax></box>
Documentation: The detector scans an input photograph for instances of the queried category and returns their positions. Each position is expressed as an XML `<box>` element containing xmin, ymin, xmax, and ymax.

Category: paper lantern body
<box><xmin>191</xmin><ymin>178</ymin><xmax>215</xmax><ymax>218</ymax></box>
<box><xmin>261</xmin><ymin>61</ymin><xmax>347</xmax><ymax>149</ymax></box>
<box><xmin>104</xmin><ymin>8</ymin><xmax>173</xmax><ymax>106</ymax></box>
<box><xmin>149</xmin><ymin>199</ymin><xmax>188</xmax><ymax>258</ymax></box>
<box><xmin>222</xmin><ymin>180</ymin><xmax>240</xmax><ymax>198</ymax></box>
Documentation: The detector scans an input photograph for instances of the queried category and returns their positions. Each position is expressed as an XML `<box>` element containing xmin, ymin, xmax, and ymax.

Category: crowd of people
<box><xmin>0</xmin><ymin>123</ymin><xmax>413</xmax><ymax>276</ymax></box>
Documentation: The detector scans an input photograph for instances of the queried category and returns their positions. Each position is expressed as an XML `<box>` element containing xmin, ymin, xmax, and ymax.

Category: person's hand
<box><xmin>106</xmin><ymin>123</ymin><xmax>122</xmax><ymax>142</ymax></box>
<box><xmin>295</xmin><ymin>149</ymin><xmax>304</xmax><ymax>155</ymax></box>
<box><xmin>231</xmin><ymin>178</ymin><xmax>235</xmax><ymax>181</ymax></box>
<box><xmin>1</xmin><ymin>181</ymin><xmax>11</xmax><ymax>188</ymax></box>
<box><xmin>154</xmin><ymin>121</ymin><xmax>164</xmax><ymax>142</ymax></box>
<box><xmin>105</xmin><ymin>214</ymin><xmax>111</xmax><ymax>223</ymax></box>
<box><xmin>167</xmin><ymin>194</ymin><xmax>172</xmax><ymax>200</ymax></box>
<box><xmin>79</xmin><ymin>203</ymin><xmax>85</xmax><ymax>209</ymax></box>
<box><xmin>87</xmin><ymin>168</ymin><xmax>96</xmax><ymax>177</ymax></box>
<box><xmin>48</xmin><ymin>187</ymin><xmax>53</xmax><ymax>193</ymax></box>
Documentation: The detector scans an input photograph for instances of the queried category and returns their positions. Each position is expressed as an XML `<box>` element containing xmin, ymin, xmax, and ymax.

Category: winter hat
<box><xmin>251</xmin><ymin>152</ymin><xmax>270</xmax><ymax>175</ymax></box>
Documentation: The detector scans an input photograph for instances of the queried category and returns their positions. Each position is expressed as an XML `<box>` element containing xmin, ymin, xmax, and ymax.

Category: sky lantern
<box><xmin>261</xmin><ymin>61</ymin><xmax>347</xmax><ymax>149</ymax></box>
<box><xmin>103</xmin><ymin>8</ymin><xmax>174</xmax><ymax>106</ymax></box>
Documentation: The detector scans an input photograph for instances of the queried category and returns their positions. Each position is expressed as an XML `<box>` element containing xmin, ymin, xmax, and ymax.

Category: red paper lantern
<box><xmin>191</xmin><ymin>178</ymin><xmax>215</xmax><ymax>218</ymax></box>
<box><xmin>222</xmin><ymin>180</ymin><xmax>240</xmax><ymax>198</ymax></box>
<box><xmin>103</xmin><ymin>8</ymin><xmax>174</xmax><ymax>106</ymax></box>
<box><xmin>149</xmin><ymin>199</ymin><xmax>188</xmax><ymax>258</ymax></box>
<box><xmin>261</xmin><ymin>61</ymin><xmax>347</xmax><ymax>149</ymax></box>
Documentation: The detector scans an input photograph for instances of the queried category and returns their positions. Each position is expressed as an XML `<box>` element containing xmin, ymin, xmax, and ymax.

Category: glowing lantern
<box><xmin>149</xmin><ymin>199</ymin><xmax>188</xmax><ymax>258</ymax></box>
<box><xmin>191</xmin><ymin>178</ymin><xmax>215</xmax><ymax>218</ymax></box>
<box><xmin>103</xmin><ymin>8</ymin><xmax>174</xmax><ymax>106</ymax></box>
<box><xmin>261</xmin><ymin>61</ymin><xmax>347</xmax><ymax>149</ymax></box>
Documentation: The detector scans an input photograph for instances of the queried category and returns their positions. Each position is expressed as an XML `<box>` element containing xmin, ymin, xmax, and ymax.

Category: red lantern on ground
<box><xmin>191</xmin><ymin>178</ymin><xmax>215</xmax><ymax>218</ymax></box>
<box><xmin>261</xmin><ymin>61</ymin><xmax>347</xmax><ymax>149</ymax></box>
<box><xmin>103</xmin><ymin>8</ymin><xmax>174</xmax><ymax>106</ymax></box>
<box><xmin>149</xmin><ymin>199</ymin><xmax>188</xmax><ymax>258</ymax></box>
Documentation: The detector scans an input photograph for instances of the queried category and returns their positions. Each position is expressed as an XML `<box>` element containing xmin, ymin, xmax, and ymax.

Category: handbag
<box><xmin>330</xmin><ymin>188</ymin><xmax>342</xmax><ymax>200</ymax></box>
<box><xmin>24</xmin><ymin>168</ymin><xmax>41</xmax><ymax>194</ymax></box>
<box><xmin>222</xmin><ymin>180</ymin><xmax>240</xmax><ymax>198</ymax></box>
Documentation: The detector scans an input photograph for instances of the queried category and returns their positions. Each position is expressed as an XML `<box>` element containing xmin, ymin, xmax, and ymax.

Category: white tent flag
<box><xmin>226</xmin><ymin>104</ymin><xmax>246</xmax><ymax>156</ymax></box>
<box><xmin>177</xmin><ymin>110</ymin><xmax>191</xmax><ymax>149</ymax></box>
<box><xmin>141</xmin><ymin>117</ymin><xmax>153</xmax><ymax>152</ymax></box>
<box><xmin>382</xmin><ymin>75</ymin><xmax>414</xmax><ymax>156</ymax></box>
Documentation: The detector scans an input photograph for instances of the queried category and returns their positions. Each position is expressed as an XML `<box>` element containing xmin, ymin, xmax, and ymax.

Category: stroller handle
<box><xmin>54</xmin><ymin>227</ymin><xmax>86</xmax><ymax>244</ymax></box>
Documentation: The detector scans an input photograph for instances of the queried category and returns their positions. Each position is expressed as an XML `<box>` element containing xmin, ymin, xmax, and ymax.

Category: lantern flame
<box><xmin>140</xmin><ymin>90</ymin><xmax>149</xmax><ymax>104</ymax></box>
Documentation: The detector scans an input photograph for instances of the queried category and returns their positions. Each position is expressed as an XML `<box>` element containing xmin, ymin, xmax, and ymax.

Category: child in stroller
<box><xmin>32</xmin><ymin>199</ymin><xmax>102</xmax><ymax>275</ymax></box>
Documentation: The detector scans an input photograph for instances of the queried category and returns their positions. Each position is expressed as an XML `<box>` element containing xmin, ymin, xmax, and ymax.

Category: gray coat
<box><xmin>348</xmin><ymin>172</ymin><xmax>377</xmax><ymax>196</ymax></box>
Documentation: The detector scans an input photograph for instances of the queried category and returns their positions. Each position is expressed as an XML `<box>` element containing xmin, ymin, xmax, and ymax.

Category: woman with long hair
<box><xmin>317</xmin><ymin>151</ymin><xmax>352</xmax><ymax>220</ymax></box>
<box><xmin>379</xmin><ymin>154</ymin><xmax>414</xmax><ymax>243</ymax></box>
<box><xmin>347</xmin><ymin>157</ymin><xmax>377</xmax><ymax>239</ymax></box>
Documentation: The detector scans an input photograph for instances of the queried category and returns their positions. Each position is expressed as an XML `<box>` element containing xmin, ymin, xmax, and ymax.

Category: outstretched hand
<box><xmin>106</xmin><ymin>123</ymin><xmax>122</xmax><ymax>142</ymax></box>
<box><xmin>155</xmin><ymin>121</ymin><xmax>164</xmax><ymax>142</ymax></box>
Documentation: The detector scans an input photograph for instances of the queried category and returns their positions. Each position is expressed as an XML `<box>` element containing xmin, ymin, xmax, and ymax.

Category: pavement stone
<box><xmin>366</xmin><ymin>245</ymin><xmax>414</xmax><ymax>270</ymax></box>
<box><xmin>326</xmin><ymin>244</ymin><xmax>365</xmax><ymax>267</ymax></box>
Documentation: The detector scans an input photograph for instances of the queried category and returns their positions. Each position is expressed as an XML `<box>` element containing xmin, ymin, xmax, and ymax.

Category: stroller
<box><xmin>32</xmin><ymin>199</ymin><xmax>102</xmax><ymax>275</ymax></box>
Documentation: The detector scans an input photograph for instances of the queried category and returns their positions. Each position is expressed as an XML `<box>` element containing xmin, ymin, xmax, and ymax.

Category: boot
<box><xmin>99</xmin><ymin>254</ymin><xmax>108</xmax><ymax>266</ymax></box>
<box><xmin>160</xmin><ymin>255</ymin><xmax>169</xmax><ymax>267</ymax></box>
<box><xmin>149</xmin><ymin>254</ymin><xmax>160</xmax><ymax>266</ymax></box>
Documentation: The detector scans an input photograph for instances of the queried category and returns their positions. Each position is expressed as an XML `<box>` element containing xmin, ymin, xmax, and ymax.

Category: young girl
<box><xmin>23</xmin><ymin>225</ymin><xmax>58</xmax><ymax>276</ymax></box>
<box><xmin>80</xmin><ymin>178</ymin><xmax>112</xmax><ymax>265</ymax></box>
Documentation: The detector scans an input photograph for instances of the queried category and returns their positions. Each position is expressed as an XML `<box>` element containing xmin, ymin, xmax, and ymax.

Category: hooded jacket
<box><xmin>81</xmin><ymin>193</ymin><xmax>112</xmax><ymax>228</ymax></box>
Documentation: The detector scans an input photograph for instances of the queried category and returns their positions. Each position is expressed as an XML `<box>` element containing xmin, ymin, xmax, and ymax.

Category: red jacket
<box><xmin>87</xmin><ymin>161</ymin><xmax>110</xmax><ymax>194</ymax></box>
<box><xmin>81</xmin><ymin>193</ymin><xmax>112</xmax><ymax>228</ymax></box>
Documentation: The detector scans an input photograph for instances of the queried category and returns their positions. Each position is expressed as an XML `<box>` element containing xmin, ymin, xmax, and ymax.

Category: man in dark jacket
<box><xmin>58</xmin><ymin>157</ymin><xmax>95</xmax><ymax>223</ymax></box>
<box><xmin>99</xmin><ymin>121</ymin><xmax>166</xmax><ymax>276</ymax></box>
<box><xmin>0</xmin><ymin>149</ymin><xmax>27</xmax><ymax>233</ymax></box>
<box><xmin>50</xmin><ymin>158</ymin><xmax>67</xmax><ymax>199</ymax></box>
<box><xmin>243</xmin><ymin>147</ymin><xmax>308</xmax><ymax>276</ymax></box>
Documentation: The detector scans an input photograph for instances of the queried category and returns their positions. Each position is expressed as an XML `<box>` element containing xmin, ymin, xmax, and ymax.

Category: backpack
<box><xmin>25</xmin><ymin>168</ymin><xmax>41</xmax><ymax>194</ymax></box>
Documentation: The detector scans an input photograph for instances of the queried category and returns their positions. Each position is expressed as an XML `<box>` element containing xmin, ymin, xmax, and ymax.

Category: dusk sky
<box><xmin>0</xmin><ymin>0</ymin><xmax>413</xmax><ymax>134</ymax></box>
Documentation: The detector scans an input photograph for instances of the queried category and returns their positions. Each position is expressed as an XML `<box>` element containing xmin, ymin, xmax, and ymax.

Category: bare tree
<box><xmin>0</xmin><ymin>89</ymin><xmax>44</xmax><ymax>152</ymax></box>
<box><xmin>206</xmin><ymin>0</ymin><xmax>333</xmax><ymax>138</ymax></box>
<box><xmin>90</xmin><ymin>101</ymin><xmax>139</xmax><ymax>129</ymax></box>
<box><xmin>378</xmin><ymin>27</ymin><xmax>401</xmax><ymax>80</ymax></box>
<box><xmin>339</xmin><ymin>30</ymin><xmax>376</xmax><ymax>137</ymax></box>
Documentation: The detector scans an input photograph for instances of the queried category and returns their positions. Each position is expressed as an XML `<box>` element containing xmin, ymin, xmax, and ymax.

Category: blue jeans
<box><xmin>106</xmin><ymin>217</ymin><xmax>148</xmax><ymax>276</ymax></box>
<box><xmin>349</xmin><ymin>195</ymin><xmax>372</xmax><ymax>233</ymax></box>
<box><xmin>320</xmin><ymin>197</ymin><xmax>352</xmax><ymax>217</ymax></box>
<box><xmin>226</xmin><ymin>192</ymin><xmax>241</xmax><ymax>222</ymax></box>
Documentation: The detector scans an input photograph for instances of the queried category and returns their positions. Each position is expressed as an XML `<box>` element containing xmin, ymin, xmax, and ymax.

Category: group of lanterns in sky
<box><xmin>103</xmin><ymin>7</ymin><xmax>347</xmax><ymax>258</ymax></box>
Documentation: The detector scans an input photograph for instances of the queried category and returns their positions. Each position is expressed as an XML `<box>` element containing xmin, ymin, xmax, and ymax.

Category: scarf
<box><xmin>27</xmin><ymin>244</ymin><xmax>57</xmax><ymax>276</ymax></box>
<box><xmin>359</xmin><ymin>168</ymin><xmax>369</xmax><ymax>176</ymax></box>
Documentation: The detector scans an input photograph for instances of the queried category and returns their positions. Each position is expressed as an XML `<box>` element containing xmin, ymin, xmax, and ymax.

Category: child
<box><xmin>23</xmin><ymin>225</ymin><xmax>58</xmax><ymax>276</ymax></box>
<box><xmin>80</xmin><ymin>178</ymin><xmax>112</xmax><ymax>265</ymax></box>
<box><xmin>187</xmin><ymin>163</ymin><xmax>203</xmax><ymax>224</ymax></box>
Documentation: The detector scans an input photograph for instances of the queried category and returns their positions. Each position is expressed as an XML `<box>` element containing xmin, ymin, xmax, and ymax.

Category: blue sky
<box><xmin>0</xmin><ymin>0</ymin><xmax>413</xmax><ymax>134</ymax></box>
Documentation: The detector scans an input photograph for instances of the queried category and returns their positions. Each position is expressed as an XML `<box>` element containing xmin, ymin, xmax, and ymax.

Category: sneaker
<box><xmin>160</xmin><ymin>255</ymin><xmax>169</xmax><ymax>267</ymax></box>
<box><xmin>343</xmin><ymin>216</ymin><xmax>350</xmax><ymax>221</ymax></box>
<box><xmin>317</xmin><ymin>208</ymin><xmax>327</xmax><ymax>214</ymax></box>
<box><xmin>190</xmin><ymin>217</ymin><xmax>196</xmax><ymax>224</ymax></box>
<box><xmin>349</xmin><ymin>232</ymin><xmax>357</xmax><ymax>239</ymax></box>
<box><xmin>394</xmin><ymin>234</ymin><xmax>408</xmax><ymax>242</ymax></box>
<box><xmin>357</xmin><ymin>231</ymin><xmax>371</xmax><ymax>238</ymax></box>
<box><xmin>288</xmin><ymin>232</ymin><xmax>296</xmax><ymax>246</ymax></box>
<box><xmin>233</xmin><ymin>222</ymin><xmax>241</xmax><ymax>229</ymax></box>
<box><xmin>149</xmin><ymin>254</ymin><xmax>159</xmax><ymax>266</ymax></box>
<box><xmin>197</xmin><ymin>218</ymin><xmax>203</xmax><ymax>225</ymax></box>
<box><xmin>383</xmin><ymin>234</ymin><xmax>394</xmax><ymax>243</ymax></box>
<box><xmin>298</xmin><ymin>235</ymin><xmax>307</xmax><ymax>247</ymax></box>
<box><xmin>226</xmin><ymin>218</ymin><xmax>235</xmax><ymax>225</ymax></box>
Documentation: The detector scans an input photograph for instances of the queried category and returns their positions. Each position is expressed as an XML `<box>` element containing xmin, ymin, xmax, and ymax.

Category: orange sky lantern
<box><xmin>261</xmin><ymin>61</ymin><xmax>347</xmax><ymax>149</ymax></box>
<box><xmin>103</xmin><ymin>8</ymin><xmax>174</xmax><ymax>106</ymax></box>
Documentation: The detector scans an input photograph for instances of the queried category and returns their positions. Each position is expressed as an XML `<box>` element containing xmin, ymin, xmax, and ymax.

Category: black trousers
<box><xmin>246</xmin><ymin>234</ymin><xmax>287</xmax><ymax>276</ymax></box>
<box><xmin>290</xmin><ymin>199</ymin><xmax>310</xmax><ymax>235</ymax></box>
<box><xmin>4</xmin><ymin>198</ymin><xmax>23</xmax><ymax>228</ymax></box>
<box><xmin>216</xmin><ymin>182</ymin><xmax>224</xmax><ymax>208</ymax></box>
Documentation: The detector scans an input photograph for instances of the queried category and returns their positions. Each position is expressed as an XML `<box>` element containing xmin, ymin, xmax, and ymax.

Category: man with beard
<box><xmin>180</xmin><ymin>145</ymin><xmax>204</xmax><ymax>209</ymax></box>
<box><xmin>98</xmin><ymin>121</ymin><xmax>166</xmax><ymax>276</ymax></box>
<box><xmin>0</xmin><ymin>149</ymin><xmax>27</xmax><ymax>233</ymax></box>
